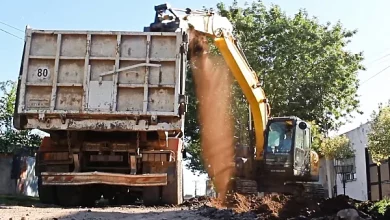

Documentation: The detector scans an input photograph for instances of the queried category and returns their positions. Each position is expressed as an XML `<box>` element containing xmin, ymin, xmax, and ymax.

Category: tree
<box><xmin>367</xmin><ymin>101</ymin><xmax>390</xmax><ymax>164</ymax></box>
<box><xmin>319</xmin><ymin>135</ymin><xmax>355</xmax><ymax>160</ymax></box>
<box><xmin>319</xmin><ymin>133</ymin><xmax>355</xmax><ymax>198</ymax></box>
<box><xmin>0</xmin><ymin>80</ymin><xmax>42</xmax><ymax>153</ymax></box>
<box><xmin>184</xmin><ymin>0</ymin><xmax>364</xmax><ymax>173</ymax></box>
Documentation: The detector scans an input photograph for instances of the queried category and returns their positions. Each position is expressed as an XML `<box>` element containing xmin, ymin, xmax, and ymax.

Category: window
<box><xmin>345</xmin><ymin>172</ymin><xmax>357</xmax><ymax>182</ymax></box>
<box><xmin>334</xmin><ymin>157</ymin><xmax>357</xmax><ymax>182</ymax></box>
<box><xmin>303</xmin><ymin>129</ymin><xmax>310</xmax><ymax>149</ymax></box>
<box><xmin>294</xmin><ymin>127</ymin><xmax>304</xmax><ymax>149</ymax></box>
<box><xmin>346</xmin><ymin>157</ymin><xmax>357</xmax><ymax>182</ymax></box>
<box><xmin>266</xmin><ymin>121</ymin><xmax>294</xmax><ymax>153</ymax></box>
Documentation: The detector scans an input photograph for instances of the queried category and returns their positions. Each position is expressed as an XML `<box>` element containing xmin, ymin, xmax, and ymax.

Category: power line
<box><xmin>366</xmin><ymin>47</ymin><xmax>390</xmax><ymax>63</ymax></box>
<box><xmin>0</xmin><ymin>21</ymin><xmax>24</xmax><ymax>33</ymax></box>
<box><xmin>365</xmin><ymin>53</ymin><xmax>390</xmax><ymax>67</ymax></box>
<box><xmin>360</xmin><ymin>65</ymin><xmax>390</xmax><ymax>85</ymax></box>
<box><xmin>372</xmin><ymin>53</ymin><xmax>390</xmax><ymax>63</ymax></box>
<box><xmin>0</xmin><ymin>28</ymin><xmax>23</xmax><ymax>40</ymax></box>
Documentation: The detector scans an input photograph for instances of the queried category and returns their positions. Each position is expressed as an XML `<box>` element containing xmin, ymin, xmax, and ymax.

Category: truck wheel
<box><xmin>143</xmin><ymin>186</ymin><xmax>161</xmax><ymax>206</ymax></box>
<box><xmin>38</xmin><ymin>176</ymin><xmax>57</xmax><ymax>205</ymax></box>
<box><xmin>56</xmin><ymin>186</ymin><xmax>96</xmax><ymax>207</ymax></box>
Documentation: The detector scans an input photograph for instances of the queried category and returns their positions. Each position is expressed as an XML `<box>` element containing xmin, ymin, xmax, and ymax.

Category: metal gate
<box><xmin>365</xmin><ymin>148</ymin><xmax>390</xmax><ymax>201</ymax></box>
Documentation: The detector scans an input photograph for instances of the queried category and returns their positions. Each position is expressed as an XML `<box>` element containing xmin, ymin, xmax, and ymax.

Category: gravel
<box><xmin>0</xmin><ymin>205</ymin><xmax>210</xmax><ymax>220</ymax></box>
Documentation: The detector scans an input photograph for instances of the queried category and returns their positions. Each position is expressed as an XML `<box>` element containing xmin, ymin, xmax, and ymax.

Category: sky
<box><xmin>1</xmin><ymin>0</ymin><xmax>390</xmax><ymax>196</ymax></box>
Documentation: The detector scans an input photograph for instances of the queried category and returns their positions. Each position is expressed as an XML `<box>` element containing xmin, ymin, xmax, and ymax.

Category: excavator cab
<box><xmin>263</xmin><ymin>117</ymin><xmax>312</xmax><ymax>182</ymax></box>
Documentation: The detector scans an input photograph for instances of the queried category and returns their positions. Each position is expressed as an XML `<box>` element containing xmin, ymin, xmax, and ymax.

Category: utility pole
<box><xmin>193</xmin><ymin>180</ymin><xmax>199</xmax><ymax>197</ymax></box>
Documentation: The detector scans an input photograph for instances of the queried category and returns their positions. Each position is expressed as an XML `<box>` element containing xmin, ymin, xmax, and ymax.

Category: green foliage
<box><xmin>367</xmin><ymin>101</ymin><xmax>390</xmax><ymax>164</ymax></box>
<box><xmin>319</xmin><ymin>134</ymin><xmax>355</xmax><ymax>160</ymax></box>
<box><xmin>0</xmin><ymin>80</ymin><xmax>42</xmax><ymax>153</ymax></box>
<box><xmin>184</xmin><ymin>0</ymin><xmax>364</xmax><ymax>173</ymax></box>
<box><xmin>370</xmin><ymin>197</ymin><xmax>390</xmax><ymax>216</ymax></box>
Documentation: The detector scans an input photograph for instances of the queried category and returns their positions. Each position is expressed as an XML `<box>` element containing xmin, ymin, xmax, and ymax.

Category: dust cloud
<box><xmin>188</xmin><ymin>30</ymin><xmax>235</xmax><ymax>202</ymax></box>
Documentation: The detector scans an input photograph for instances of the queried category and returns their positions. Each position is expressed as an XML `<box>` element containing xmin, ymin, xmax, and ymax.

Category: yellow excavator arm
<box><xmin>182</xmin><ymin>9</ymin><xmax>271</xmax><ymax>160</ymax></box>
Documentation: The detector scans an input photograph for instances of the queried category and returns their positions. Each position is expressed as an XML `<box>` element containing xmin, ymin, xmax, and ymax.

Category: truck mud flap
<box><xmin>41</xmin><ymin>172</ymin><xmax>167</xmax><ymax>187</ymax></box>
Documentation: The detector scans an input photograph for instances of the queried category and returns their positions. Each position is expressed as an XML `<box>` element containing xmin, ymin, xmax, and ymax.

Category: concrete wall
<box><xmin>335</xmin><ymin>123</ymin><xmax>370</xmax><ymax>201</ymax></box>
<box><xmin>318</xmin><ymin>157</ymin><xmax>332</xmax><ymax>197</ymax></box>
<box><xmin>0</xmin><ymin>155</ymin><xmax>38</xmax><ymax>197</ymax></box>
<box><xmin>0</xmin><ymin>155</ymin><xmax>17</xmax><ymax>195</ymax></box>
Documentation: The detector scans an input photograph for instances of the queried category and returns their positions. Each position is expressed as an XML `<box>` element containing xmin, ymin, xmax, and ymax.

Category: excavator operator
<box><xmin>266</xmin><ymin>122</ymin><xmax>294</xmax><ymax>153</ymax></box>
<box><xmin>280</xmin><ymin>129</ymin><xmax>293</xmax><ymax>152</ymax></box>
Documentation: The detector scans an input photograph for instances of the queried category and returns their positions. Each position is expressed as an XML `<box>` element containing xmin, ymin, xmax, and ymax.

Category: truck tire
<box><xmin>38</xmin><ymin>176</ymin><xmax>57</xmax><ymax>205</ymax></box>
<box><xmin>142</xmin><ymin>186</ymin><xmax>161</xmax><ymax>206</ymax></box>
<box><xmin>108</xmin><ymin>187</ymin><xmax>138</xmax><ymax>205</ymax></box>
<box><xmin>56</xmin><ymin>186</ymin><xmax>96</xmax><ymax>207</ymax></box>
<box><xmin>161</xmin><ymin>160</ymin><xmax>183</xmax><ymax>205</ymax></box>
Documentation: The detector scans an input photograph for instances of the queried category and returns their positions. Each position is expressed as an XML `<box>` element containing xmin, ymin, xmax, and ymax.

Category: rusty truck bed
<box><xmin>41</xmin><ymin>172</ymin><xmax>167</xmax><ymax>187</ymax></box>
<box><xmin>14</xmin><ymin>28</ymin><xmax>187</xmax><ymax>133</ymax></box>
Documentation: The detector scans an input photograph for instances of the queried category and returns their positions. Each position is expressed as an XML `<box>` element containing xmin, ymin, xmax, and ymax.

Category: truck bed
<box><xmin>14</xmin><ymin>28</ymin><xmax>187</xmax><ymax>132</ymax></box>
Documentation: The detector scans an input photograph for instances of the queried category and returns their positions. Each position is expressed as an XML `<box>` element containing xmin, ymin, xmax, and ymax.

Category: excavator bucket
<box><xmin>183</xmin><ymin>13</ymin><xmax>233</xmax><ymax>37</ymax></box>
<box><xmin>147</xmin><ymin>3</ymin><xmax>234</xmax><ymax>38</ymax></box>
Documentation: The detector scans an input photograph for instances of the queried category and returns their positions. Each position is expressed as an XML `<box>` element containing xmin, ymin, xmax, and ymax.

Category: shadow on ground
<box><xmin>0</xmin><ymin>194</ymin><xmax>149</xmax><ymax>208</ymax></box>
<box><xmin>0</xmin><ymin>194</ymin><xmax>40</xmax><ymax>207</ymax></box>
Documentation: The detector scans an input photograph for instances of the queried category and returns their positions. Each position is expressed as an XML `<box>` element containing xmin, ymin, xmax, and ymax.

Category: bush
<box><xmin>369</xmin><ymin>197</ymin><xmax>390</xmax><ymax>219</ymax></box>
<box><xmin>320</xmin><ymin>134</ymin><xmax>355</xmax><ymax>160</ymax></box>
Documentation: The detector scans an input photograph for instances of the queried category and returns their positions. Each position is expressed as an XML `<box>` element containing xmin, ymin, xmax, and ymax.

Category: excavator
<box><xmin>150</xmin><ymin>4</ymin><xmax>324</xmax><ymax>197</ymax></box>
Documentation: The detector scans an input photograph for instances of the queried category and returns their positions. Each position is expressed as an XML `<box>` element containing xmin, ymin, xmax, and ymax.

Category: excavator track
<box><xmin>234</xmin><ymin>179</ymin><xmax>258</xmax><ymax>195</ymax></box>
<box><xmin>281</xmin><ymin>182</ymin><xmax>327</xmax><ymax>199</ymax></box>
<box><xmin>301</xmin><ymin>183</ymin><xmax>327</xmax><ymax>199</ymax></box>
<box><xmin>232</xmin><ymin>179</ymin><xmax>326</xmax><ymax>199</ymax></box>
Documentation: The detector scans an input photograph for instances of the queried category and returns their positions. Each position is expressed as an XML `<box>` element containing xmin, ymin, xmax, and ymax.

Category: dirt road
<box><xmin>0</xmin><ymin>205</ymin><xmax>210</xmax><ymax>220</ymax></box>
<box><xmin>0</xmin><ymin>194</ymin><xmax>381</xmax><ymax>220</ymax></box>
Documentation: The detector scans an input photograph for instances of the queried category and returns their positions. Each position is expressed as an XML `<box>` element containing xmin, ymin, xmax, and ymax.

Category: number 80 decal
<box><xmin>36</xmin><ymin>67</ymin><xmax>50</xmax><ymax>79</ymax></box>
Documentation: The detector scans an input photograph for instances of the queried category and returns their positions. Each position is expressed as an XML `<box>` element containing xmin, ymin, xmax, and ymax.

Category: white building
<box><xmin>319</xmin><ymin>122</ymin><xmax>370</xmax><ymax>201</ymax></box>
<box><xmin>335</xmin><ymin>123</ymin><xmax>370</xmax><ymax>200</ymax></box>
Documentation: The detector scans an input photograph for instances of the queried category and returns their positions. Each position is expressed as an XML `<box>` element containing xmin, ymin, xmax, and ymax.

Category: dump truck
<box><xmin>13</xmin><ymin>8</ymin><xmax>190</xmax><ymax>206</ymax></box>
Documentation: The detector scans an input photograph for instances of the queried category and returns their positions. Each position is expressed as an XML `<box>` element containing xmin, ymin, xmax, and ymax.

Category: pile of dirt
<box><xmin>191</xmin><ymin>193</ymin><xmax>376</xmax><ymax>220</ymax></box>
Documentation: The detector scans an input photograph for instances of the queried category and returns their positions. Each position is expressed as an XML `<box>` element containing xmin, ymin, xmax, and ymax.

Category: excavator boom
<box><xmin>213</xmin><ymin>35</ymin><xmax>270</xmax><ymax>160</ymax></box>
<box><xmin>180</xmin><ymin>6</ymin><xmax>270</xmax><ymax>160</ymax></box>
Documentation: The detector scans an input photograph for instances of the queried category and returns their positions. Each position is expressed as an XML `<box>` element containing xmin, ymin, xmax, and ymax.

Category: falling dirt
<box><xmin>188</xmin><ymin>30</ymin><xmax>235</xmax><ymax>203</ymax></box>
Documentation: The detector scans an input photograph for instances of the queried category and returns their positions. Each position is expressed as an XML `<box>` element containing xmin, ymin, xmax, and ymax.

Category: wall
<box><xmin>0</xmin><ymin>155</ymin><xmax>17</xmax><ymax>195</ymax></box>
<box><xmin>334</xmin><ymin>123</ymin><xmax>370</xmax><ymax>201</ymax></box>
<box><xmin>318</xmin><ymin>157</ymin><xmax>332</xmax><ymax>198</ymax></box>
<box><xmin>0</xmin><ymin>154</ymin><xmax>38</xmax><ymax>196</ymax></box>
